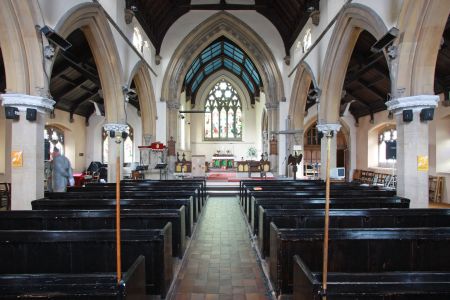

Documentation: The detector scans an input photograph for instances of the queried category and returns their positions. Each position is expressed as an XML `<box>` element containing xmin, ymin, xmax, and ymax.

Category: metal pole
<box><xmin>116</xmin><ymin>148</ymin><xmax>122</xmax><ymax>283</ymax></box>
<box><xmin>322</xmin><ymin>132</ymin><xmax>332</xmax><ymax>299</ymax></box>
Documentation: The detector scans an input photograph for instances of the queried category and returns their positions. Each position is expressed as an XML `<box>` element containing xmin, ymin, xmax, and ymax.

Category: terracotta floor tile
<box><xmin>170</xmin><ymin>197</ymin><xmax>271</xmax><ymax>300</ymax></box>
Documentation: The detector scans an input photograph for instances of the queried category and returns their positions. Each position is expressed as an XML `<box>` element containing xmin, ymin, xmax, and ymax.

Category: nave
<box><xmin>171</xmin><ymin>196</ymin><xmax>270</xmax><ymax>300</ymax></box>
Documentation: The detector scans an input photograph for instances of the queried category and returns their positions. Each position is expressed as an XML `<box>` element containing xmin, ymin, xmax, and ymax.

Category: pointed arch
<box><xmin>128</xmin><ymin>61</ymin><xmax>157</xmax><ymax>138</ymax></box>
<box><xmin>161</xmin><ymin>11</ymin><xmax>284</xmax><ymax>106</ymax></box>
<box><xmin>54</xmin><ymin>3</ymin><xmax>124</xmax><ymax>123</ymax></box>
<box><xmin>289</xmin><ymin>63</ymin><xmax>317</xmax><ymax>130</ymax></box>
<box><xmin>319</xmin><ymin>4</ymin><xmax>388</xmax><ymax>123</ymax></box>
<box><xmin>0</xmin><ymin>0</ymin><xmax>45</xmax><ymax>94</ymax></box>
<box><xmin>395</xmin><ymin>0</ymin><xmax>450</xmax><ymax>96</ymax></box>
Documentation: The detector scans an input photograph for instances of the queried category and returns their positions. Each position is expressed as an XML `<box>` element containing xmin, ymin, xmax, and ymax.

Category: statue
<box><xmin>288</xmin><ymin>151</ymin><xmax>303</xmax><ymax>180</ymax></box>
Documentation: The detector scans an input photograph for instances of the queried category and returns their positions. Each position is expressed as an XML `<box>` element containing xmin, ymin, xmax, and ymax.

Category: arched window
<box><xmin>378</xmin><ymin>127</ymin><xmax>397</xmax><ymax>166</ymax></box>
<box><xmin>102</xmin><ymin>125</ymin><xmax>134</xmax><ymax>164</ymax></box>
<box><xmin>204</xmin><ymin>80</ymin><xmax>242</xmax><ymax>140</ymax></box>
<box><xmin>44</xmin><ymin>126</ymin><xmax>64</xmax><ymax>160</ymax></box>
<box><xmin>305</xmin><ymin>122</ymin><xmax>321</xmax><ymax>145</ymax></box>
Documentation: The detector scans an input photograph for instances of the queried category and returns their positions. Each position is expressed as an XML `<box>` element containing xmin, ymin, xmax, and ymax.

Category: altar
<box><xmin>212</xmin><ymin>155</ymin><xmax>234</xmax><ymax>169</ymax></box>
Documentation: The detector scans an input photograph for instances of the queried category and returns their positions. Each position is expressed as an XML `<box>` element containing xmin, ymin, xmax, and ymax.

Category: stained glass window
<box><xmin>204</xmin><ymin>80</ymin><xmax>242</xmax><ymax>140</ymax></box>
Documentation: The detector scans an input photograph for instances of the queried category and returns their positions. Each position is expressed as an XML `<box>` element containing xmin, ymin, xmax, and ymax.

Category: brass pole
<box><xmin>322</xmin><ymin>132</ymin><xmax>332</xmax><ymax>300</ymax></box>
<box><xmin>116</xmin><ymin>147</ymin><xmax>122</xmax><ymax>283</ymax></box>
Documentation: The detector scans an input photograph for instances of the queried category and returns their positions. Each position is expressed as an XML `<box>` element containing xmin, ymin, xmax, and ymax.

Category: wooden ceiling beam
<box><xmin>69</xmin><ymin>92</ymin><xmax>100</xmax><ymax>115</ymax></box>
<box><xmin>60</xmin><ymin>52</ymin><xmax>100</xmax><ymax>86</ymax></box>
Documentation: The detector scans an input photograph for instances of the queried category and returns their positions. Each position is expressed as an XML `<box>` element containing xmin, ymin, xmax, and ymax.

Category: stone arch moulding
<box><xmin>319</xmin><ymin>3</ymin><xmax>388</xmax><ymax>124</ymax></box>
<box><xmin>395</xmin><ymin>0</ymin><xmax>450</xmax><ymax>96</ymax></box>
<box><xmin>128</xmin><ymin>61</ymin><xmax>157</xmax><ymax>139</ymax></box>
<box><xmin>161</xmin><ymin>11</ymin><xmax>284</xmax><ymax>108</ymax></box>
<box><xmin>289</xmin><ymin>62</ymin><xmax>317</xmax><ymax>130</ymax></box>
<box><xmin>0</xmin><ymin>0</ymin><xmax>46</xmax><ymax>95</ymax></box>
<box><xmin>53</xmin><ymin>2</ymin><xmax>125</xmax><ymax>123</ymax></box>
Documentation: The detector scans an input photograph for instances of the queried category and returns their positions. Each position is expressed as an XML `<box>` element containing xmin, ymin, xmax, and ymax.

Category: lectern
<box><xmin>155</xmin><ymin>163</ymin><xmax>167</xmax><ymax>180</ymax></box>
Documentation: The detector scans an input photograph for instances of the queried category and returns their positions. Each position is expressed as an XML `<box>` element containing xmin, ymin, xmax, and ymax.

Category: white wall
<box><xmin>0</xmin><ymin>101</ymin><xmax>5</xmax><ymax>176</ymax></box>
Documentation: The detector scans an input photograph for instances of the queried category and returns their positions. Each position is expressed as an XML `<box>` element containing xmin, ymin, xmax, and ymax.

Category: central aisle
<box><xmin>172</xmin><ymin>196</ymin><xmax>270</xmax><ymax>300</ymax></box>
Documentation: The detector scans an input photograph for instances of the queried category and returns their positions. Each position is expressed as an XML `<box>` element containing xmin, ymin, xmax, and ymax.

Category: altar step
<box><xmin>207</xmin><ymin>182</ymin><xmax>239</xmax><ymax>197</ymax></box>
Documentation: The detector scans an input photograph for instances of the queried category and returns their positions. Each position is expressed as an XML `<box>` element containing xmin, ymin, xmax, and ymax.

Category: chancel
<box><xmin>0</xmin><ymin>0</ymin><xmax>450</xmax><ymax>299</ymax></box>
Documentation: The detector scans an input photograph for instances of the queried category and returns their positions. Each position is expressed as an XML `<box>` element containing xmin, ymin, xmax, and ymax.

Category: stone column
<box><xmin>386</xmin><ymin>95</ymin><xmax>439</xmax><ymax>208</ymax></box>
<box><xmin>167</xmin><ymin>136</ymin><xmax>176</xmax><ymax>177</ymax></box>
<box><xmin>269</xmin><ymin>135</ymin><xmax>278</xmax><ymax>174</ymax></box>
<box><xmin>104</xmin><ymin>123</ymin><xmax>128</xmax><ymax>183</ymax></box>
<box><xmin>167</xmin><ymin>100</ymin><xmax>180</xmax><ymax>145</ymax></box>
<box><xmin>1</xmin><ymin>94</ymin><xmax>54</xmax><ymax>210</ymax></box>
<box><xmin>266</xmin><ymin>101</ymin><xmax>279</xmax><ymax>172</ymax></box>
<box><xmin>317</xmin><ymin>123</ymin><xmax>342</xmax><ymax>180</ymax></box>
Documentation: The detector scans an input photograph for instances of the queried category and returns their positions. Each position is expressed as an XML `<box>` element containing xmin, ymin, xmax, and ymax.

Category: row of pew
<box><xmin>239</xmin><ymin>179</ymin><xmax>450</xmax><ymax>299</ymax></box>
<box><xmin>0</xmin><ymin>179</ymin><xmax>206</xmax><ymax>299</ymax></box>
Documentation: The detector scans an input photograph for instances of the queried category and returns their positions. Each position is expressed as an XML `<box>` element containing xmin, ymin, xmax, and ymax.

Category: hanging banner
<box><xmin>11</xmin><ymin>151</ymin><xmax>23</xmax><ymax>167</ymax></box>
<box><xmin>417</xmin><ymin>155</ymin><xmax>429</xmax><ymax>171</ymax></box>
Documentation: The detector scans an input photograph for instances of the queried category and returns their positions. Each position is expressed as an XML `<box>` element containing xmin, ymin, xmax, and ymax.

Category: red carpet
<box><xmin>206</xmin><ymin>172</ymin><xmax>274</xmax><ymax>181</ymax></box>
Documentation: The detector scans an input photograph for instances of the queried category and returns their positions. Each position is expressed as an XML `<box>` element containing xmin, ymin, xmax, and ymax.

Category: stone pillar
<box><xmin>167</xmin><ymin>100</ymin><xmax>180</xmax><ymax>145</ymax></box>
<box><xmin>167</xmin><ymin>136</ymin><xmax>176</xmax><ymax>176</ymax></box>
<box><xmin>266</xmin><ymin>101</ymin><xmax>279</xmax><ymax>172</ymax></box>
<box><xmin>1</xmin><ymin>94</ymin><xmax>55</xmax><ymax>210</ymax></box>
<box><xmin>386</xmin><ymin>95</ymin><xmax>439</xmax><ymax>208</ymax></box>
<box><xmin>317</xmin><ymin>123</ymin><xmax>341</xmax><ymax>180</ymax></box>
<box><xmin>104</xmin><ymin>123</ymin><xmax>128</xmax><ymax>183</ymax></box>
<box><xmin>269</xmin><ymin>135</ymin><xmax>278</xmax><ymax>174</ymax></box>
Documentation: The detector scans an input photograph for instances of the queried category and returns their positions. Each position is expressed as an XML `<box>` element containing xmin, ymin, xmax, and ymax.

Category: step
<box><xmin>207</xmin><ymin>185</ymin><xmax>239</xmax><ymax>197</ymax></box>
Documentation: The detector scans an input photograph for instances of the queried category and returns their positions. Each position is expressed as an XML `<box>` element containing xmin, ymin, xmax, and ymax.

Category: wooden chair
<box><xmin>0</xmin><ymin>183</ymin><xmax>11</xmax><ymax>210</ymax></box>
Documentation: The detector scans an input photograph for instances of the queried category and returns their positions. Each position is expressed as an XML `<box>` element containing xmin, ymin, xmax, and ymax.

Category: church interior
<box><xmin>1</xmin><ymin>0</ymin><xmax>450</xmax><ymax>299</ymax></box>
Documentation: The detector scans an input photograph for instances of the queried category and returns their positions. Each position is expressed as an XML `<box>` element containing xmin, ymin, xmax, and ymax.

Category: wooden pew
<box><xmin>244</xmin><ymin>187</ymin><xmax>396</xmax><ymax>218</ymax></box>
<box><xmin>31</xmin><ymin>198</ymin><xmax>194</xmax><ymax>237</ymax></box>
<box><xmin>293</xmin><ymin>255</ymin><xmax>450</xmax><ymax>300</ymax></box>
<box><xmin>251</xmin><ymin>196</ymin><xmax>410</xmax><ymax>235</ymax></box>
<box><xmin>269</xmin><ymin>226</ymin><xmax>450</xmax><ymax>296</ymax></box>
<box><xmin>58</xmin><ymin>189</ymin><xmax>203</xmax><ymax>222</ymax></box>
<box><xmin>0</xmin><ymin>208</ymin><xmax>186</xmax><ymax>258</ymax></box>
<box><xmin>0</xmin><ymin>255</ymin><xmax>146</xmax><ymax>299</ymax></box>
<box><xmin>259</xmin><ymin>208</ymin><xmax>450</xmax><ymax>258</ymax></box>
<box><xmin>0</xmin><ymin>227</ymin><xmax>172</xmax><ymax>297</ymax></box>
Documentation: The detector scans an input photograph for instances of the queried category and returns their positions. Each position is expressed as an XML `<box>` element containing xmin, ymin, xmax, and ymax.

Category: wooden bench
<box><xmin>0</xmin><ymin>208</ymin><xmax>186</xmax><ymax>258</ymax></box>
<box><xmin>259</xmin><ymin>208</ymin><xmax>450</xmax><ymax>258</ymax></box>
<box><xmin>270</xmin><ymin>226</ymin><xmax>450</xmax><ymax>296</ymax></box>
<box><xmin>0</xmin><ymin>227</ymin><xmax>172</xmax><ymax>297</ymax></box>
<box><xmin>0</xmin><ymin>255</ymin><xmax>146</xmax><ymax>299</ymax></box>
<box><xmin>250</xmin><ymin>196</ymin><xmax>409</xmax><ymax>234</ymax></box>
<box><xmin>293</xmin><ymin>255</ymin><xmax>450</xmax><ymax>300</ymax></box>
<box><xmin>60</xmin><ymin>189</ymin><xmax>203</xmax><ymax>222</ymax></box>
<box><xmin>31</xmin><ymin>198</ymin><xmax>194</xmax><ymax>237</ymax></box>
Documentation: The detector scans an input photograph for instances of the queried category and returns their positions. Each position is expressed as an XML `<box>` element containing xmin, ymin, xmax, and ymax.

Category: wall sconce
<box><xmin>103</xmin><ymin>123</ymin><xmax>129</xmax><ymax>144</ymax></box>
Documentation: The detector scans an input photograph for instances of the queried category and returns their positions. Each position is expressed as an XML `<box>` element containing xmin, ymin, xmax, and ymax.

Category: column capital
<box><xmin>1</xmin><ymin>93</ymin><xmax>55</xmax><ymax>113</ymax></box>
<box><xmin>103</xmin><ymin>123</ymin><xmax>129</xmax><ymax>132</ymax></box>
<box><xmin>316</xmin><ymin>123</ymin><xmax>341</xmax><ymax>135</ymax></box>
<box><xmin>265</xmin><ymin>101</ymin><xmax>279</xmax><ymax>110</ymax></box>
<box><xmin>386</xmin><ymin>95</ymin><xmax>439</xmax><ymax>115</ymax></box>
<box><xmin>167</xmin><ymin>100</ymin><xmax>180</xmax><ymax>110</ymax></box>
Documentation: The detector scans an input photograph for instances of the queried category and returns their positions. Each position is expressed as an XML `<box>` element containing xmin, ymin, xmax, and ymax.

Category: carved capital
<box><xmin>1</xmin><ymin>93</ymin><xmax>55</xmax><ymax>113</ymax></box>
<box><xmin>316</xmin><ymin>123</ymin><xmax>341</xmax><ymax>136</ymax></box>
<box><xmin>103</xmin><ymin>123</ymin><xmax>129</xmax><ymax>133</ymax></box>
<box><xmin>167</xmin><ymin>100</ymin><xmax>180</xmax><ymax>110</ymax></box>
<box><xmin>386</xmin><ymin>95</ymin><xmax>439</xmax><ymax>115</ymax></box>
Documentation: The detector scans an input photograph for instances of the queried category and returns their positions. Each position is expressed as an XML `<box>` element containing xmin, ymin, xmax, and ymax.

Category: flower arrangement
<box><xmin>247</xmin><ymin>146</ymin><xmax>257</xmax><ymax>159</ymax></box>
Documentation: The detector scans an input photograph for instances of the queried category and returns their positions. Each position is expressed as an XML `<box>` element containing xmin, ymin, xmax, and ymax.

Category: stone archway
<box><xmin>128</xmin><ymin>61</ymin><xmax>157</xmax><ymax>140</ymax></box>
<box><xmin>161</xmin><ymin>11</ymin><xmax>284</xmax><ymax>140</ymax></box>
<box><xmin>395</xmin><ymin>0</ymin><xmax>450</xmax><ymax>97</ymax></box>
<box><xmin>54</xmin><ymin>2</ymin><xmax>125</xmax><ymax>123</ymax></box>
<box><xmin>289</xmin><ymin>62</ymin><xmax>317</xmax><ymax>130</ymax></box>
<box><xmin>319</xmin><ymin>4</ymin><xmax>388</xmax><ymax>124</ymax></box>
<box><xmin>0</xmin><ymin>0</ymin><xmax>45</xmax><ymax>95</ymax></box>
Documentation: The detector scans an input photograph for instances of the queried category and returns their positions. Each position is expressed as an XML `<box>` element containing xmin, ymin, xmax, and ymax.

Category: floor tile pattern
<box><xmin>172</xmin><ymin>196</ymin><xmax>270</xmax><ymax>300</ymax></box>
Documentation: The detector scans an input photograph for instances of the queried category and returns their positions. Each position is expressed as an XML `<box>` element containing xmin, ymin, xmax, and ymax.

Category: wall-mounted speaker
<box><xmin>402</xmin><ymin>109</ymin><xmax>413</xmax><ymax>122</ymax></box>
<box><xmin>420</xmin><ymin>108</ymin><xmax>434</xmax><ymax>121</ymax></box>
<box><xmin>109</xmin><ymin>131</ymin><xmax>115</xmax><ymax>138</ymax></box>
<box><xmin>26</xmin><ymin>108</ymin><xmax>37</xmax><ymax>121</ymax></box>
<box><xmin>5</xmin><ymin>107</ymin><xmax>19</xmax><ymax>120</ymax></box>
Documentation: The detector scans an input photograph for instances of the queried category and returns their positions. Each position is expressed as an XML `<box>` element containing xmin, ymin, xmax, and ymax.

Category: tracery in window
<box><xmin>204</xmin><ymin>80</ymin><xmax>242</xmax><ymax>140</ymax></box>
<box><xmin>102</xmin><ymin>125</ymin><xmax>134</xmax><ymax>164</ymax></box>
<box><xmin>378</xmin><ymin>127</ymin><xmax>397</xmax><ymax>165</ymax></box>
<box><xmin>44</xmin><ymin>126</ymin><xmax>64</xmax><ymax>160</ymax></box>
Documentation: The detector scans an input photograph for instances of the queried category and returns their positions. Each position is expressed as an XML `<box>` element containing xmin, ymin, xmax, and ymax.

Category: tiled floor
<box><xmin>171</xmin><ymin>196</ymin><xmax>271</xmax><ymax>300</ymax></box>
